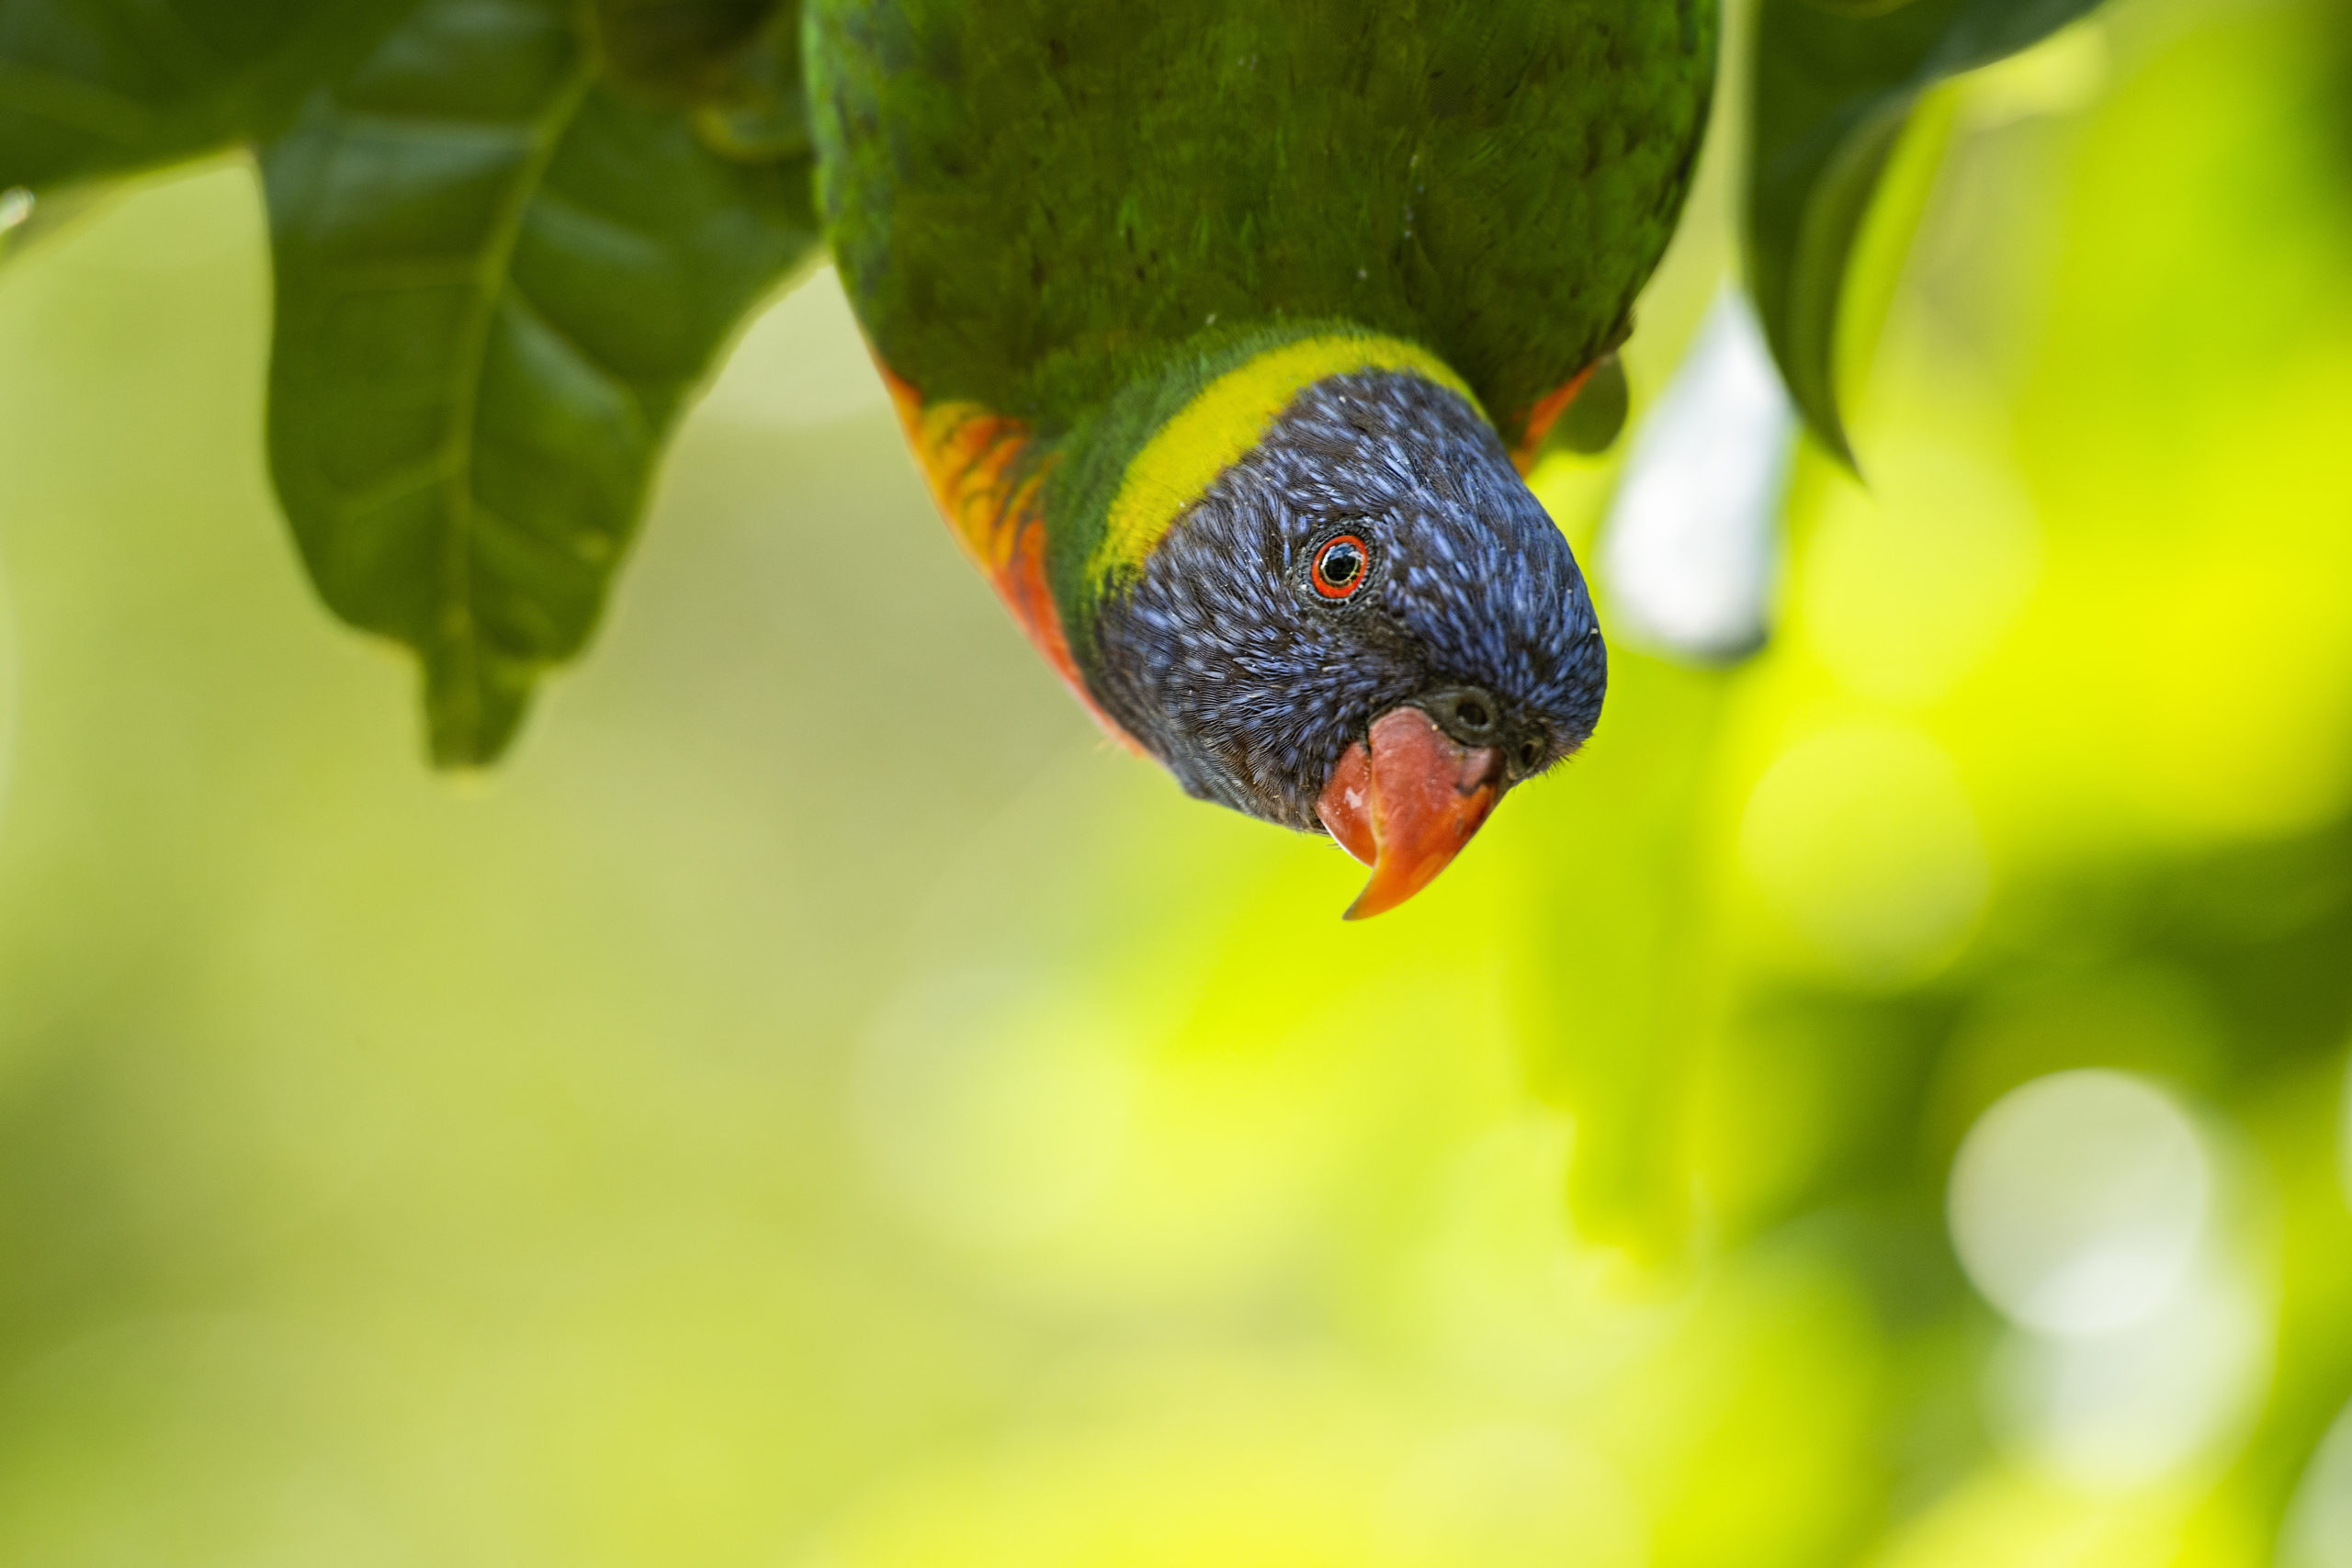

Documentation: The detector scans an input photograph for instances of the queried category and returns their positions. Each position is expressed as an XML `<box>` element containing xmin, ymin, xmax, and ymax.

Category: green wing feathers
<box><xmin>808</xmin><ymin>0</ymin><xmax>1717</xmax><ymax>444</ymax></box>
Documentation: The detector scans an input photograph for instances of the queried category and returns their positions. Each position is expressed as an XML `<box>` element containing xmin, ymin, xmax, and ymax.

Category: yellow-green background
<box><xmin>0</xmin><ymin>0</ymin><xmax>2348</xmax><ymax>1562</ymax></box>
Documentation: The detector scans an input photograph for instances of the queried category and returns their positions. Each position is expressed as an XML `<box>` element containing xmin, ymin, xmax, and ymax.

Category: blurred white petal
<box><xmin>1600</xmin><ymin>289</ymin><xmax>1798</xmax><ymax>662</ymax></box>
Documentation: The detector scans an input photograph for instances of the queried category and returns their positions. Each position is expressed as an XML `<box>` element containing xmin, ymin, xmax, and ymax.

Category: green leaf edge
<box><xmin>1744</xmin><ymin>0</ymin><xmax>2112</xmax><ymax>468</ymax></box>
<box><xmin>263</xmin><ymin>40</ymin><xmax>605</xmax><ymax>770</ymax></box>
<box><xmin>258</xmin><ymin>4</ymin><xmax>820</xmax><ymax>771</ymax></box>
<box><xmin>417</xmin><ymin>72</ymin><xmax>605</xmax><ymax>771</ymax></box>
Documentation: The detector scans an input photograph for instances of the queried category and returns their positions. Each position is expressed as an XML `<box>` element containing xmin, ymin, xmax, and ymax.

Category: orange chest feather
<box><xmin>1510</xmin><ymin>364</ymin><xmax>1596</xmax><ymax>473</ymax></box>
<box><xmin>880</xmin><ymin>368</ymin><xmax>1141</xmax><ymax>753</ymax></box>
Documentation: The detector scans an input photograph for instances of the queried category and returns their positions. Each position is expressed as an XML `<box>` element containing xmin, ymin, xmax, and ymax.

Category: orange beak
<box><xmin>1316</xmin><ymin>705</ymin><xmax>1506</xmax><ymax>920</ymax></box>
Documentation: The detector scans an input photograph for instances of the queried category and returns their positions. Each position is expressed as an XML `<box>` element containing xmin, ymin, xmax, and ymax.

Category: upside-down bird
<box><xmin>808</xmin><ymin>0</ymin><xmax>1716</xmax><ymax>915</ymax></box>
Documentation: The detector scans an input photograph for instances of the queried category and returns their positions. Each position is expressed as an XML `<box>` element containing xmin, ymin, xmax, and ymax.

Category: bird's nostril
<box><xmin>1423</xmin><ymin>686</ymin><xmax>1502</xmax><ymax>747</ymax></box>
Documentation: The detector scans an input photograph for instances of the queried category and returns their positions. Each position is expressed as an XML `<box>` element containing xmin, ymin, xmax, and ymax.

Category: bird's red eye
<box><xmin>1312</xmin><ymin>535</ymin><xmax>1371</xmax><ymax>600</ymax></box>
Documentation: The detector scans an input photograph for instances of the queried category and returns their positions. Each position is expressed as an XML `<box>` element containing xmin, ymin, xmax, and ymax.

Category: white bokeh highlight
<box><xmin>1949</xmin><ymin>1070</ymin><xmax>2211</xmax><ymax>1337</ymax></box>
<box><xmin>1987</xmin><ymin>1257</ymin><xmax>2266</xmax><ymax>1488</ymax></box>
<box><xmin>1599</xmin><ymin>290</ymin><xmax>1798</xmax><ymax>662</ymax></box>
<box><xmin>1952</xmin><ymin>1071</ymin><xmax>2269</xmax><ymax>1489</ymax></box>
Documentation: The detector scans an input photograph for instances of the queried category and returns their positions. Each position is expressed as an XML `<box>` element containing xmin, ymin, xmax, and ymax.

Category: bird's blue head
<box><xmin>1085</xmin><ymin>367</ymin><xmax>1608</xmax><ymax>916</ymax></box>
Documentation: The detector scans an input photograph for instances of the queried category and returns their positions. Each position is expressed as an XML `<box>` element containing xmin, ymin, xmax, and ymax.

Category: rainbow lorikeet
<box><xmin>807</xmin><ymin>0</ymin><xmax>1717</xmax><ymax>915</ymax></box>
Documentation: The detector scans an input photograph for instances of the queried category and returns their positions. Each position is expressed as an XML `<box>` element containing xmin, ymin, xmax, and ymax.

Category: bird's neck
<box><xmin>1042</xmin><ymin>321</ymin><xmax>1485</xmax><ymax>654</ymax></box>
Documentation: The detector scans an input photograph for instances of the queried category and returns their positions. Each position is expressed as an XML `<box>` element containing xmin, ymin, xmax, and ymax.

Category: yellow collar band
<box><xmin>1089</xmin><ymin>333</ymin><xmax>1479</xmax><ymax>582</ymax></box>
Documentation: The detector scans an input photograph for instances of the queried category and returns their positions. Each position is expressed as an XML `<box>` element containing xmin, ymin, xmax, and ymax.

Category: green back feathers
<box><xmin>807</xmin><ymin>0</ymin><xmax>1716</xmax><ymax>443</ymax></box>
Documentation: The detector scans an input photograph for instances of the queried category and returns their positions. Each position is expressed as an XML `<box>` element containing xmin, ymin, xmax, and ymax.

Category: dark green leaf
<box><xmin>1746</xmin><ymin>0</ymin><xmax>2108</xmax><ymax>463</ymax></box>
<box><xmin>263</xmin><ymin>0</ymin><xmax>820</xmax><ymax>765</ymax></box>
<box><xmin>687</xmin><ymin>5</ymin><xmax>808</xmax><ymax>164</ymax></box>
<box><xmin>594</xmin><ymin>0</ymin><xmax>781</xmax><ymax>104</ymax></box>
<box><xmin>0</xmin><ymin>0</ymin><xmax>410</xmax><ymax>188</ymax></box>
<box><xmin>593</xmin><ymin>0</ymin><xmax>811</xmax><ymax>163</ymax></box>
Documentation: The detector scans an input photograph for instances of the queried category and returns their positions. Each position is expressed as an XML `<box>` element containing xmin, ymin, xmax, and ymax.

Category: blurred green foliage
<box><xmin>0</xmin><ymin>0</ymin><xmax>2346</xmax><ymax>1566</ymax></box>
